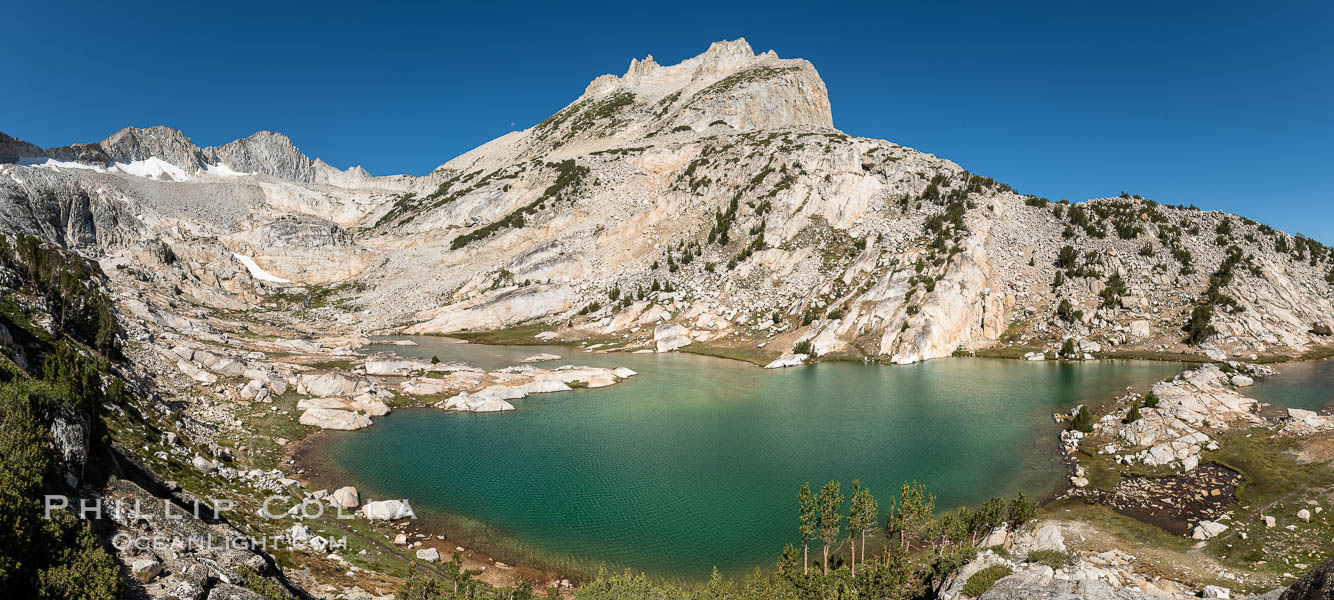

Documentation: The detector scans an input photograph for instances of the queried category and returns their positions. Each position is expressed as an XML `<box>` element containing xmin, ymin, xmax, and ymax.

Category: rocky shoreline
<box><xmin>1023</xmin><ymin>360</ymin><xmax>1334</xmax><ymax>597</ymax></box>
<box><xmin>285</xmin><ymin>429</ymin><xmax>574</xmax><ymax>591</ymax></box>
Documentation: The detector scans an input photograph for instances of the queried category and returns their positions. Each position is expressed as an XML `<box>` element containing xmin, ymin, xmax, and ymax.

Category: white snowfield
<box><xmin>18</xmin><ymin>157</ymin><xmax>108</xmax><ymax>172</ymax></box>
<box><xmin>113</xmin><ymin>157</ymin><xmax>190</xmax><ymax>181</ymax></box>
<box><xmin>203</xmin><ymin>162</ymin><xmax>248</xmax><ymax>177</ymax></box>
<box><xmin>17</xmin><ymin>156</ymin><xmax>247</xmax><ymax>181</ymax></box>
<box><xmin>231</xmin><ymin>253</ymin><xmax>290</xmax><ymax>283</ymax></box>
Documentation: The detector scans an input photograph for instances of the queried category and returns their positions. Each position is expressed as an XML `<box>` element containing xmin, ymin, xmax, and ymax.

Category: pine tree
<box><xmin>847</xmin><ymin>481</ymin><xmax>877</xmax><ymax>575</ymax></box>
<box><xmin>817</xmin><ymin>480</ymin><xmax>844</xmax><ymax>575</ymax></box>
<box><xmin>892</xmin><ymin>481</ymin><xmax>934</xmax><ymax>551</ymax></box>
<box><xmin>847</xmin><ymin>480</ymin><xmax>861</xmax><ymax>575</ymax></box>
<box><xmin>797</xmin><ymin>483</ymin><xmax>817</xmax><ymax>575</ymax></box>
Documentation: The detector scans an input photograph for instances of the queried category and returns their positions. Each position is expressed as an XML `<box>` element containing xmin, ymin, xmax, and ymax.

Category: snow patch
<box><xmin>113</xmin><ymin>158</ymin><xmax>190</xmax><ymax>181</ymax></box>
<box><xmin>17</xmin><ymin>157</ymin><xmax>107</xmax><ymax>172</ymax></box>
<box><xmin>231</xmin><ymin>253</ymin><xmax>290</xmax><ymax>283</ymax></box>
<box><xmin>204</xmin><ymin>162</ymin><xmax>249</xmax><ymax>177</ymax></box>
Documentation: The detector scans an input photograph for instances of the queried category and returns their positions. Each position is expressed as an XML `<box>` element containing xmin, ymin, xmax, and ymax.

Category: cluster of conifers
<box><xmin>795</xmin><ymin>480</ymin><xmax>1036</xmax><ymax>577</ymax></box>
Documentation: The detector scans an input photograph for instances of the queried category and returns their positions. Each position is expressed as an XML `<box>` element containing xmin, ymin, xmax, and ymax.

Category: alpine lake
<box><xmin>307</xmin><ymin>337</ymin><xmax>1333</xmax><ymax>580</ymax></box>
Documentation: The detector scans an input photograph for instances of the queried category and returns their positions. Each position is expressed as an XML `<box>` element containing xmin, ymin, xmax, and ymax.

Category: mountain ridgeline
<box><xmin>0</xmin><ymin>38</ymin><xmax>1331</xmax><ymax>365</ymax></box>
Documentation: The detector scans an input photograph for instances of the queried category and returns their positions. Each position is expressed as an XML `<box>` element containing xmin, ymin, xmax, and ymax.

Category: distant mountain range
<box><xmin>1</xmin><ymin>38</ymin><xmax>1330</xmax><ymax>364</ymax></box>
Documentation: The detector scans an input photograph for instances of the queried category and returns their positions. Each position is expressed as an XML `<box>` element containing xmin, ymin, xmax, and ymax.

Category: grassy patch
<box><xmin>998</xmin><ymin>319</ymin><xmax>1028</xmax><ymax>343</ymax></box>
<box><xmin>1206</xmin><ymin>429</ymin><xmax>1328</xmax><ymax>509</ymax></box>
<box><xmin>1253</xmin><ymin>344</ymin><xmax>1334</xmax><ymax>364</ymax></box>
<box><xmin>305</xmin><ymin>358</ymin><xmax>355</xmax><ymax>371</ymax></box>
<box><xmin>1025</xmin><ymin>549</ymin><xmax>1074</xmax><ymax>569</ymax></box>
<box><xmin>449</xmin><ymin>323</ymin><xmax>557</xmax><ymax>345</ymax></box>
<box><xmin>677</xmin><ymin>342</ymin><xmax>773</xmax><ymax>366</ymax></box>
<box><xmin>225</xmin><ymin>390</ymin><xmax>313</xmax><ymax>471</ymax></box>
<box><xmin>1042</xmin><ymin>500</ymin><xmax>1194</xmax><ymax>553</ymax></box>
<box><xmin>1205</xmin><ymin>429</ymin><xmax>1334</xmax><ymax>573</ymax></box>
<box><xmin>267</xmin><ymin>281</ymin><xmax>367</xmax><ymax>311</ymax></box>
<box><xmin>1198</xmin><ymin>428</ymin><xmax>1334</xmax><ymax>575</ymax></box>
<box><xmin>973</xmin><ymin>345</ymin><xmax>1042</xmax><ymax>360</ymax></box>
<box><xmin>1094</xmin><ymin>350</ymin><xmax>1209</xmax><ymax>363</ymax></box>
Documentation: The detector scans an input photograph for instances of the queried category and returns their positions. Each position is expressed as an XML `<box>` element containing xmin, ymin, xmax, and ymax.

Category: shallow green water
<box><xmin>323</xmin><ymin>339</ymin><xmax>1188</xmax><ymax>578</ymax></box>
<box><xmin>1246</xmin><ymin>359</ymin><xmax>1334</xmax><ymax>411</ymax></box>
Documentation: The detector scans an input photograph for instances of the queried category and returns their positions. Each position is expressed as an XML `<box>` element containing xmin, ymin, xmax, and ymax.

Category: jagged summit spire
<box><xmin>586</xmin><ymin>38</ymin><xmax>779</xmax><ymax>96</ymax></box>
<box><xmin>622</xmin><ymin>39</ymin><xmax>761</xmax><ymax>80</ymax></box>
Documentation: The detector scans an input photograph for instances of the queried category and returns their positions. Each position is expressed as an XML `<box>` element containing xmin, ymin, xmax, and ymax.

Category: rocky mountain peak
<box><xmin>97</xmin><ymin>125</ymin><xmax>207</xmax><ymax>169</ymax></box>
<box><xmin>691</xmin><ymin>38</ymin><xmax>766</xmax><ymax>77</ymax></box>
<box><xmin>479</xmin><ymin>39</ymin><xmax>835</xmax><ymax>165</ymax></box>
<box><xmin>204</xmin><ymin>131</ymin><xmax>317</xmax><ymax>183</ymax></box>
<box><xmin>15</xmin><ymin>124</ymin><xmax>393</xmax><ymax>188</ymax></box>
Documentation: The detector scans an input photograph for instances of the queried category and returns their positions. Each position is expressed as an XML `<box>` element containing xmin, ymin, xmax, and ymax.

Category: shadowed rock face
<box><xmin>1279</xmin><ymin>554</ymin><xmax>1334</xmax><ymax>599</ymax></box>
<box><xmin>0</xmin><ymin>131</ymin><xmax>47</xmax><ymax>163</ymax></box>
<box><xmin>42</xmin><ymin>141</ymin><xmax>111</xmax><ymax>164</ymax></box>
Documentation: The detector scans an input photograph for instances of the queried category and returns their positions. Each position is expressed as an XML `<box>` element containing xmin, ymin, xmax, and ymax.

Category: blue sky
<box><xmin>5</xmin><ymin>1</ymin><xmax>1331</xmax><ymax>242</ymax></box>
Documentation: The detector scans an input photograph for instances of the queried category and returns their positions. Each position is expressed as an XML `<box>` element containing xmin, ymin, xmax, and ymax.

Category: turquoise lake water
<box><xmin>317</xmin><ymin>338</ymin><xmax>1210</xmax><ymax>579</ymax></box>
<box><xmin>1245</xmin><ymin>359</ymin><xmax>1334</xmax><ymax>411</ymax></box>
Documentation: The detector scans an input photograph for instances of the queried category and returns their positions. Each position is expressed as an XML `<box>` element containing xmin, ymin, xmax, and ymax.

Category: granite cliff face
<box><xmin>204</xmin><ymin>130</ymin><xmax>319</xmax><ymax>182</ymax></box>
<box><xmin>0</xmin><ymin>39</ymin><xmax>1331</xmax><ymax>366</ymax></box>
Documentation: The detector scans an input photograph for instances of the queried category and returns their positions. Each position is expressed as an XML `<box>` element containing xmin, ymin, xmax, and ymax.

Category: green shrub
<box><xmin>1143</xmin><ymin>391</ymin><xmax>1159</xmax><ymax>408</ymax></box>
<box><xmin>1056</xmin><ymin>298</ymin><xmax>1078</xmax><ymax>323</ymax></box>
<box><xmin>793</xmin><ymin>339</ymin><xmax>814</xmax><ymax>356</ymax></box>
<box><xmin>963</xmin><ymin>565</ymin><xmax>1012</xmax><ymax>596</ymax></box>
<box><xmin>1055</xmin><ymin>245</ymin><xmax>1078</xmax><ymax>271</ymax></box>
<box><xmin>0</xmin><ymin>234</ymin><xmax>119</xmax><ymax>357</ymax></box>
<box><xmin>1099</xmin><ymin>272</ymin><xmax>1127</xmax><ymax>308</ymax></box>
<box><xmin>1071</xmin><ymin>405</ymin><xmax>1094</xmax><ymax>433</ymax></box>
<box><xmin>1061</xmin><ymin>338</ymin><xmax>1076</xmax><ymax>356</ymax></box>
<box><xmin>0</xmin><ymin>378</ymin><xmax>123</xmax><ymax>599</ymax></box>
<box><xmin>1123</xmin><ymin>404</ymin><xmax>1142</xmax><ymax>424</ymax></box>
<box><xmin>1184</xmin><ymin>304</ymin><xmax>1216</xmax><ymax>345</ymax></box>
